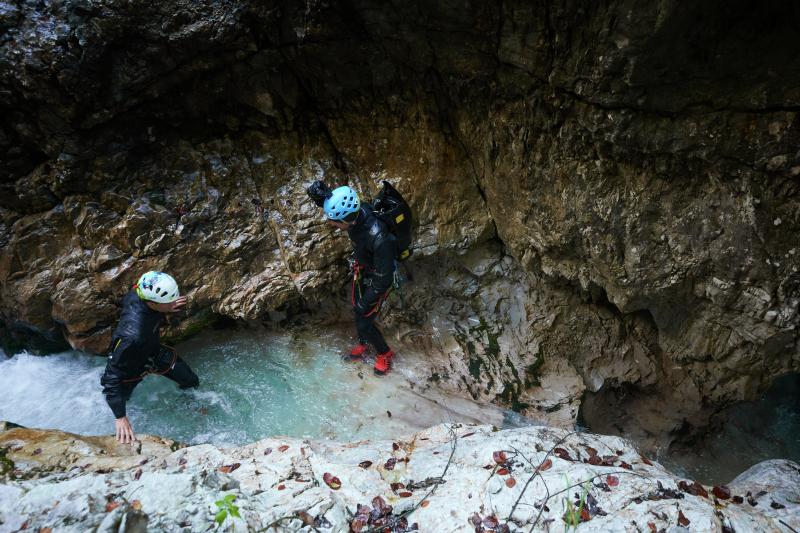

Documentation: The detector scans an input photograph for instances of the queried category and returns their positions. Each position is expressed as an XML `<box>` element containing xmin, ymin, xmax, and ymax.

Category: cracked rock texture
<box><xmin>1</xmin><ymin>423</ymin><xmax>798</xmax><ymax>532</ymax></box>
<box><xmin>1</xmin><ymin>1</ymin><xmax>799</xmax><ymax>449</ymax></box>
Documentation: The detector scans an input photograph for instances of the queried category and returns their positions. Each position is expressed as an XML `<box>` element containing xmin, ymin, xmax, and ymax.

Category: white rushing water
<box><xmin>0</xmin><ymin>349</ymin><xmax>109</xmax><ymax>435</ymax></box>
<box><xmin>0</xmin><ymin>328</ymin><xmax>525</xmax><ymax>446</ymax></box>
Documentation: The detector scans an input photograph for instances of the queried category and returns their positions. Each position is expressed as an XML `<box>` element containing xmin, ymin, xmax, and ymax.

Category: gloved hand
<box><xmin>307</xmin><ymin>180</ymin><xmax>332</xmax><ymax>207</ymax></box>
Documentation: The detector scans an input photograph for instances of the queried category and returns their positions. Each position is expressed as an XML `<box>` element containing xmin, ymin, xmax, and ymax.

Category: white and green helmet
<box><xmin>135</xmin><ymin>271</ymin><xmax>180</xmax><ymax>303</ymax></box>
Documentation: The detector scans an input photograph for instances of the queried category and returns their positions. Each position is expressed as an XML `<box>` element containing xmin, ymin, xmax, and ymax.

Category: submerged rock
<box><xmin>0</xmin><ymin>423</ymin><xmax>796</xmax><ymax>532</ymax></box>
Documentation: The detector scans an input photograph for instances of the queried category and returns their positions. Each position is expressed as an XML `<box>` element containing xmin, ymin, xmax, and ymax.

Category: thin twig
<box><xmin>509</xmin><ymin>445</ymin><xmax>535</xmax><ymax>469</ymax></box>
<box><xmin>780</xmin><ymin>519</ymin><xmax>799</xmax><ymax>533</ymax></box>
<box><xmin>361</xmin><ymin>424</ymin><xmax>459</xmax><ymax>533</ymax></box>
<box><xmin>260</xmin><ymin>514</ymin><xmax>321</xmax><ymax>532</ymax></box>
<box><xmin>507</xmin><ymin>430</ymin><xmax>578</xmax><ymax>522</ymax></box>
<box><xmin>541</xmin><ymin>470</ymin><xmax>652</xmax><ymax>503</ymax></box>
<box><xmin>527</xmin><ymin>468</ymin><xmax>552</xmax><ymax>533</ymax></box>
<box><xmin>528</xmin><ymin>470</ymin><xmax>655</xmax><ymax>532</ymax></box>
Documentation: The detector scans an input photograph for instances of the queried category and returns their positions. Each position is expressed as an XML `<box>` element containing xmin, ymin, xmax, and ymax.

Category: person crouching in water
<box><xmin>101</xmin><ymin>271</ymin><xmax>199</xmax><ymax>443</ymax></box>
<box><xmin>308</xmin><ymin>181</ymin><xmax>397</xmax><ymax>375</ymax></box>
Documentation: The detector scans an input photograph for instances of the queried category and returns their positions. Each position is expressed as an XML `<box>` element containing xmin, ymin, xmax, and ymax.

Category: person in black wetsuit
<box><xmin>101</xmin><ymin>271</ymin><xmax>199</xmax><ymax>443</ymax></box>
<box><xmin>308</xmin><ymin>182</ymin><xmax>397</xmax><ymax>374</ymax></box>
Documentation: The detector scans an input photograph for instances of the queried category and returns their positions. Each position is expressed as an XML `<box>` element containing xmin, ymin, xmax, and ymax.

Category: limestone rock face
<box><xmin>1</xmin><ymin>1</ymin><xmax>799</xmax><ymax>447</ymax></box>
<box><xmin>1</xmin><ymin>423</ymin><xmax>797</xmax><ymax>532</ymax></box>
<box><xmin>729</xmin><ymin>459</ymin><xmax>800</xmax><ymax>520</ymax></box>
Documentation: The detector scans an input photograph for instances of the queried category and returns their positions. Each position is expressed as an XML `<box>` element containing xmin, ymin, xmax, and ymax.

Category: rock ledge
<box><xmin>0</xmin><ymin>423</ymin><xmax>797</xmax><ymax>532</ymax></box>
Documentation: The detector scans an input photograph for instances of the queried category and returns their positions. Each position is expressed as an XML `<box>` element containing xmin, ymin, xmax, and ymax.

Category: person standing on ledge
<box><xmin>308</xmin><ymin>181</ymin><xmax>398</xmax><ymax>375</ymax></box>
<box><xmin>101</xmin><ymin>271</ymin><xmax>199</xmax><ymax>443</ymax></box>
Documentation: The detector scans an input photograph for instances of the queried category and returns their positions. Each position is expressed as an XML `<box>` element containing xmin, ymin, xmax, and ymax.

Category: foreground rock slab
<box><xmin>0</xmin><ymin>423</ymin><xmax>797</xmax><ymax>532</ymax></box>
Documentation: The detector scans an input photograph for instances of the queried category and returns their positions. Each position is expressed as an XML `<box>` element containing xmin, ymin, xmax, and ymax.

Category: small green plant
<box><xmin>562</xmin><ymin>476</ymin><xmax>590</xmax><ymax>532</ymax></box>
<box><xmin>214</xmin><ymin>494</ymin><xmax>241</xmax><ymax>527</ymax></box>
<box><xmin>0</xmin><ymin>447</ymin><xmax>15</xmax><ymax>479</ymax></box>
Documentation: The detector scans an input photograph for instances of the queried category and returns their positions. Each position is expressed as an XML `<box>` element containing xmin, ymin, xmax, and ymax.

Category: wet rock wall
<box><xmin>1</xmin><ymin>0</ymin><xmax>799</xmax><ymax>448</ymax></box>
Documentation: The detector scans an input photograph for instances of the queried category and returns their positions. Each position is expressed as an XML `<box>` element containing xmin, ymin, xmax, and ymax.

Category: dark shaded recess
<box><xmin>0</xmin><ymin>321</ymin><xmax>70</xmax><ymax>355</ymax></box>
<box><xmin>584</xmin><ymin>282</ymin><xmax>620</xmax><ymax>315</ymax></box>
<box><xmin>0</xmin><ymin>124</ymin><xmax>48</xmax><ymax>185</ymax></box>
<box><xmin>577</xmin><ymin>379</ymin><xmax>692</xmax><ymax>448</ymax></box>
<box><xmin>631</xmin><ymin>0</ymin><xmax>800</xmax><ymax>103</ymax></box>
<box><xmin>665</xmin><ymin>373</ymin><xmax>800</xmax><ymax>484</ymax></box>
<box><xmin>577</xmin><ymin>304</ymin><xmax>679</xmax><ymax>446</ymax></box>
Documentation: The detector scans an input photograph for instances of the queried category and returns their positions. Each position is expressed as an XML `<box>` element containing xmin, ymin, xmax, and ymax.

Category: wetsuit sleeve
<box><xmin>101</xmin><ymin>366</ymin><xmax>127</xmax><ymax>419</ymax></box>
<box><xmin>100</xmin><ymin>338</ymin><xmax>135</xmax><ymax>419</ymax></box>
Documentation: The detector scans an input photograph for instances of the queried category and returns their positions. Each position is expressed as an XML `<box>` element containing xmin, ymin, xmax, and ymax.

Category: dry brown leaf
<box><xmin>554</xmin><ymin>448</ymin><xmax>573</xmax><ymax>461</ymax></box>
<box><xmin>296</xmin><ymin>510</ymin><xmax>315</xmax><ymax>526</ymax></box>
<box><xmin>482</xmin><ymin>515</ymin><xmax>499</xmax><ymax>529</ymax></box>
<box><xmin>712</xmin><ymin>485</ymin><xmax>731</xmax><ymax>500</ymax></box>
<box><xmin>217</xmin><ymin>463</ymin><xmax>241</xmax><ymax>474</ymax></box>
<box><xmin>323</xmin><ymin>472</ymin><xmax>342</xmax><ymax>490</ymax></box>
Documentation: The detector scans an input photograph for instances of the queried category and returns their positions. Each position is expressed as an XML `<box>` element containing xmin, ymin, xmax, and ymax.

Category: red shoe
<box><xmin>374</xmin><ymin>350</ymin><xmax>394</xmax><ymax>375</ymax></box>
<box><xmin>349</xmin><ymin>344</ymin><xmax>368</xmax><ymax>359</ymax></box>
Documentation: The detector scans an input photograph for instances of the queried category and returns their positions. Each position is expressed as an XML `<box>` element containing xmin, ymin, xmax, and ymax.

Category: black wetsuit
<box><xmin>348</xmin><ymin>204</ymin><xmax>397</xmax><ymax>354</ymax></box>
<box><xmin>100</xmin><ymin>291</ymin><xmax>199</xmax><ymax>419</ymax></box>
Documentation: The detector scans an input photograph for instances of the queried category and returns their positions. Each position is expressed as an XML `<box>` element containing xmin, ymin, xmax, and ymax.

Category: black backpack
<box><xmin>372</xmin><ymin>181</ymin><xmax>414</xmax><ymax>261</ymax></box>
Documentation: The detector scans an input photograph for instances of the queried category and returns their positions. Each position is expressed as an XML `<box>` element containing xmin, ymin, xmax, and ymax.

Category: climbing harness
<box><xmin>120</xmin><ymin>343</ymin><xmax>179</xmax><ymax>384</ymax></box>
<box><xmin>350</xmin><ymin>259</ymin><xmax>401</xmax><ymax>318</ymax></box>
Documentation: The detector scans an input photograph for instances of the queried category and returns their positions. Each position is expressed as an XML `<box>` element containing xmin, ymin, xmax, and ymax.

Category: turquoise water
<box><xmin>3</xmin><ymin>326</ymin><xmax>794</xmax><ymax>484</ymax></box>
<box><xmin>0</xmin><ymin>327</ymin><xmax>513</xmax><ymax>445</ymax></box>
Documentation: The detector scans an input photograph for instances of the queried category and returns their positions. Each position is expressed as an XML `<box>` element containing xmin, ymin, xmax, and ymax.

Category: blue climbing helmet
<box><xmin>323</xmin><ymin>185</ymin><xmax>360</xmax><ymax>221</ymax></box>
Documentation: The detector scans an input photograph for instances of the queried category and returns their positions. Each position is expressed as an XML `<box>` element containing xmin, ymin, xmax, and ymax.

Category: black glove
<box><xmin>307</xmin><ymin>180</ymin><xmax>333</xmax><ymax>207</ymax></box>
